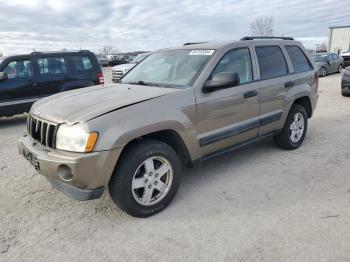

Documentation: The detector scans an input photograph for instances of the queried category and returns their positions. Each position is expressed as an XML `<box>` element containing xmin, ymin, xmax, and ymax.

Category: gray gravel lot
<box><xmin>1</xmin><ymin>68</ymin><xmax>350</xmax><ymax>262</ymax></box>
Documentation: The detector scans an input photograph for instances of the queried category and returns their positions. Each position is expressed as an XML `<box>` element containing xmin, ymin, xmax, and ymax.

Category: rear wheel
<box><xmin>342</xmin><ymin>91</ymin><xmax>350</xmax><ymax>97</ymax></box>
<box><xmin>320</xmin><ymin>67</ymin><xmax>327</xmax><ymax>77</ymax></box>
<box><xmin>274</xmin><ymin>104</ymin><xmax>308</xmax><ymax>150</ymax></box>
<box><xmin>108</xmin><ymin>139</ymin><xmax>181</xmax><ymax>217</ymax></box>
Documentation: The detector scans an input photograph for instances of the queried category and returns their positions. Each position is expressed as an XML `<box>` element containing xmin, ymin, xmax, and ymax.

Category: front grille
<box><xmin>112</xmin><ymin>70</ymin><xmax>124</xmax><ymax>79</ymax></box>
<box><xmin>27</xmin><ymin>115</ymin><xmax>58</xmax><ymax>148</ymax></box>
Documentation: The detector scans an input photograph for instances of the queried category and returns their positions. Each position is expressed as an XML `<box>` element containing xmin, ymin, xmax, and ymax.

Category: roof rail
<box><xmin>183</xmin><ymin>42</ymin><xmax>208</xmax><ymax>46</ymax></box>
<box><xmin>240</xmin><ymin>36</ymin><xmax>294</xmax><ymax>41</ymax></box>
<box><xmin>31</xmin><ymin>51</ymin><xmax>42</xmax><ymax>55</ymax></box>
<box><xmin>79</xmin><ymin>50</ymin><xmax>91</xmax><ymax>53</ymax></box>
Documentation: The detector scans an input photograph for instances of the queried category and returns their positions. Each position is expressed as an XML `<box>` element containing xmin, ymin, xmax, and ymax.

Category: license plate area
<box><xmin>23</xmin><ymin>148</ymin><xmax>40</xmax><ymax>171</ymax></box>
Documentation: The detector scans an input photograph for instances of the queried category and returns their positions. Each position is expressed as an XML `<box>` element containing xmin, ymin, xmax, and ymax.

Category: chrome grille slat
<box><xmin>27</xmin><ymin>114</ymin><xmax>58</xmax><ymax>148</ymax></box>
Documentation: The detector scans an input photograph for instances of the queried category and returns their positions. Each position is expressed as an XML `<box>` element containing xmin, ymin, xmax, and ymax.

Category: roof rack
<box><xmin>240</xmin><ymin>36</ymin><xmax>294</xmax><ymax>41</ymax></box>
<box><xmin>31</xmin><ymin>51</ymin><xmax>42</xmax><ymax>55</ymax></box>
<box><xmin>183</xmin><ymin>42</ymin><xmax>208</xmax><ymax>46</ymax></box>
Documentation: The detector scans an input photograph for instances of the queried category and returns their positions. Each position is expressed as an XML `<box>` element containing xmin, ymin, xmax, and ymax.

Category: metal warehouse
<box><xmin>329</xmin><ymin>25</ymin><xmax>350</xmax><ymax>54</ymax></box>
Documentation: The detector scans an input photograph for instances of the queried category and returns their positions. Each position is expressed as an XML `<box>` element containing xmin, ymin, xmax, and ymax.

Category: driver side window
<box><xmin>3</xmin><ymin>60</ymin><xmax>32</xmax><ymax>79</ymax></box>
<box><xmin>212</xmin><ymin>48</ymin><xmax>253</xmax><ymax>84</ymax></box>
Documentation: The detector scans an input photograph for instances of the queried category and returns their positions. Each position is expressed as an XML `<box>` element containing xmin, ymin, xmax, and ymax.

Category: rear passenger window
<box><xmin>72</xmin><ymin>56</ymin><xmax>93</xmax><ymax>71</ymax></box>
<box><xmin>256</xmin><ymin>46</ymin><xmax>288</xmax><ymax>79</ymax></box>
<box><xmin>286</xmin><ymin>46</ymin><xmax>313</xmax><ymax>73</ymax></box>
<box><xmin>38</xmin><ymin>57</ymin><xmax>67</xmax><ymax>75</ymax></box>
<box><xmin>212</xmin><ymin>48</ymin><xmax>253</xmax><ymax>84</ymax></box>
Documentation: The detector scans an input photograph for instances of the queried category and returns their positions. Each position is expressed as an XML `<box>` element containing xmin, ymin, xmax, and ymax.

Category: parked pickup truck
<box><xmin>18</xmin><ymin>37</ymin><xmax>318</xmax><ymax>217</ymax></box>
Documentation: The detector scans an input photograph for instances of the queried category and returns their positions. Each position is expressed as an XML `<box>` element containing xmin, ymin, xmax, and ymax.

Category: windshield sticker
<box><xmin>189</xmin><ymin>50</ymin><xmax>215</xmax><ymax>56</ymax></box>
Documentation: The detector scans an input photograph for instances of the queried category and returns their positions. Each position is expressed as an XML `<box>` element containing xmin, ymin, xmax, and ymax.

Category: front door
<box><xmin>0</xmin><ymin>58</ymin><xmax>37</xmax><ymax>116</ymax></box>
<box><xmin>195</xmin><ymin>47</ymin><xmax>260</xmax><ymax>156</ymax></box>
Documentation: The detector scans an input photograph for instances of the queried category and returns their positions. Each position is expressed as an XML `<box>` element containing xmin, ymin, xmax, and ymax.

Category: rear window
<box><xmin>38</xmin><ymin>57</ymin><xmax>67</xmax><ymax>75</ymax></box>
<box><xmin>286</xmin><ymin>46</ymin><xmax>313</xmax><ymax>73</ymax></box>
<box><xmin>256</xmin><ymin>46</ymin><xmax>288</xmax><ymax>79</ymax></box>
<box><xmin>72</xmin><ymin>56</ymin><xmax>93</xmax><ymax>71</ymax></box>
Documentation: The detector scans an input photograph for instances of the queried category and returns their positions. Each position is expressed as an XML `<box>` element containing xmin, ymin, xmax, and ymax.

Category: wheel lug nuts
<box><xmin>148</xmin><ymin>185</ymin><xmax>152</xmax><ymax>189</ymax></box>
<box><xmin>149</xmin><ymin>172</ymin><xmax>153</xmax><ymax>176</ymax></box>
<box><xmin>145</xmin><ymin>179</ymin><xmax>149</xmax><ymax>183</ymax></box>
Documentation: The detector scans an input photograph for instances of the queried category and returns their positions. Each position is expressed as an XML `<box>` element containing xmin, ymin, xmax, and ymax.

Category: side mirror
<box><xmin>203</xmin><ymin>72</ymin><xmax>240</xmax><ymax>93</ymax></box>
<box><xmin>0</xmin><ymin>72</ymin><xmax>8</xmax><ymax>81</ymax></box>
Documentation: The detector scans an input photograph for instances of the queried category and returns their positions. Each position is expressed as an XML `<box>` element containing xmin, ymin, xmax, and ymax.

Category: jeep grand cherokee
<box><xmin>18</xmin><ymin>37</ymin><xmax>319</xmax><ymax>217</ymax></box>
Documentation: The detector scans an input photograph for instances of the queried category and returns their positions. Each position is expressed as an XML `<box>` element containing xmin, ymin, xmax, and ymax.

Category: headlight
<box><xmin>56</xmin><ymin>124</ymin><xmax>98</xmax><ymax>153</ymax></box>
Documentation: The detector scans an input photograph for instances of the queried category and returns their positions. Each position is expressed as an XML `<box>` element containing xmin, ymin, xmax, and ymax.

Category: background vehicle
<box><xmin>18</xmin><ymin>37</ymin><xmax>318</xmax><ymax>217</ymax></box>
<box><xmin>341</xmin><ymin>67</ymin><xmax>350</xmax><ymax>96</ymax></box>
<box><xmin>108</xmin><ymin>54</ymin><xmax>130</xmax><ymax>66</ymax></box>
<box><xmin>112</xmin><ymin>52</ymin><xmax>151</xmax><ymax>82</ymax></box>
<box><xmin>0</xmin><ymin>50</ymin><xmax>104</xmax><ymax>117</ymax></box>
<box><xmin>341</xmin><ymin>49</ymin><xmax>350</xmax><ymax>68</ymax></box>
<box><xmin>313</xmin><ymin>53</ymin><xmax>343</xmax><ymax>77</ymax></box>
<box><xmin>96</xmin><ymin>54</ymin><xmax>108</xmax><ymax>67</ymax></box>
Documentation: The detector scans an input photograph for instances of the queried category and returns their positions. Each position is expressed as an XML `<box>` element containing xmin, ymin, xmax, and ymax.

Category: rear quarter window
<box><xmin>256</xmin><ymin>46</ymin><xmax>288</xmax><ymax>79</ymax></box>
<box><xmin>286</xmin><ymin>46</ymin><xmax>313</xmax><ymax>73</ymax></box>
<box><xmin>71</xmin><ymin>56</ymin><xmax>93</xmax><ymax>71</ymax></box>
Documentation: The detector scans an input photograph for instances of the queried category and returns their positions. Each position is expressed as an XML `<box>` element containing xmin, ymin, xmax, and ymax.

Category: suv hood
<box><xmin>31</xmin><ymin>84</ymin><xmax>179</xmax><ymax>124</ymax></box>
<box><xmin>112</xmin><ymin>63</ymin><xmax>136</xmax><ymax>71</ymax></box>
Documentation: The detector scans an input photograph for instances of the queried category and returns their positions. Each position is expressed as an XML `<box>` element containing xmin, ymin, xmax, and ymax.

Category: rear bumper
<box><xmin>18</xmin><ymin>135</ymin><xmax>122</xmax><ymax>200</ymax></box>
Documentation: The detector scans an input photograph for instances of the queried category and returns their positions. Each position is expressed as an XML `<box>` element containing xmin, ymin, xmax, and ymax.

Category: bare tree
<box><xmin>317</xmin><ymin>43</ymin><xmax>327</xmax><ymax>52</ymax></box>
<box><xmin>250</xmin><ymin>17</ymin><xmax>274</xmax><ymax>36</ymax></box>
<box><xmin>100</xmin><ymin>46</ymin><xmax>118</xmax><ymax>55</ymax></box>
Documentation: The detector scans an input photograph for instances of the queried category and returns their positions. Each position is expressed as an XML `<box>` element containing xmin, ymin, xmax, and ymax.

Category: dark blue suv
<box><xmin>0</xmin><ymin>50</ymin><xmax>104</xmax><ymax>117</ymax></box>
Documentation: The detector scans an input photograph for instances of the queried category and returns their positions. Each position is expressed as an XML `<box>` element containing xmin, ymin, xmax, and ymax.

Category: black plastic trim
<box><xmin>199</xmin><ymin>111</ymin><xmax>282</xmax><ymax>147</ymax></box>
<box><xmin>47</xmin><ymin>177</ymin><xmax>104</xmax><ymax>201</ymax></box>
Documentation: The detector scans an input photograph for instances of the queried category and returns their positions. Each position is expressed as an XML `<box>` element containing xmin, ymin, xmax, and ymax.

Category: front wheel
<box><xmin>338</xmin><ymin>65</ymin><xmax>343</xmax><ymax>73</ymax></box>
<box><xmin>109</xmin><ymin>139</ymin><xmax>181</xmax><ymax>217</ymax></box>
<box><xmin>274</xmin><ymin>104</ymin><xmax>308</xmax><ymax>150</ymax></box>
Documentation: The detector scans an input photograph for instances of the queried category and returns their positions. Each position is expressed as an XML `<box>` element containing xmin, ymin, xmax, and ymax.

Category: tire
<box><xmin>338</xmin><ymin>65</ymin><xmax>343</xmax><ymax>73</ymax></box>
<box><xmin>274</xmin><ymin>104</ymin><xmax>308</xmax><ymax>150</ymax></box>
<box><xmin>342</xmin><ymin>92</ymin><xmax>350</xmax><ymax>97</ymax></box>
<box><xmin>320</xmin><ymin>67</ymin><xmax>327</xmax><ymax>77</ymax></box>
<box><xmin>108</xmin><ymin>139</ymin><xmax>181</xmax><ymax>218</ymax></box>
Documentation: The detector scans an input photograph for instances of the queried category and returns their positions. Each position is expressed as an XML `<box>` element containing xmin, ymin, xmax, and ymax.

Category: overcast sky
<box><xmin>0</xmin><ymin>0</ymin><xmax>348</xmax><ymax>55</ymax></box>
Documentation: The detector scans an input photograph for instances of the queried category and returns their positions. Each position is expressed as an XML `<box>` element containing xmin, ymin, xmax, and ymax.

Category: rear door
<box><xmin>34</xmin><ymin>55</ymin><xmax>70</xmax><ymax>97</ymax></box>
<box><xmin>254</xmin><ymin>45</ymin><xmax>290</xmax><ymax>135</ymax></box>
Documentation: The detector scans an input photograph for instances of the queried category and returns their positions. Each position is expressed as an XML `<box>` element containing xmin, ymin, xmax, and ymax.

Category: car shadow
<box><xmin>0</xmin><ymin>114</ymin><xmax>27</xmax><ymax>129</ymax></box>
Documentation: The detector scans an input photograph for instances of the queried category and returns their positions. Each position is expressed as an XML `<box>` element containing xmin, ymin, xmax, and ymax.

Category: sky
<box><xmin>0</xmin><ymin>0</ymin><xmax>349</xmax><ymax>55</ymax></box>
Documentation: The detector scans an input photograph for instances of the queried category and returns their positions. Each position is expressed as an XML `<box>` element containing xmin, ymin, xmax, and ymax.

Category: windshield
<box><xmin>121</xmin><ymin>49</ymin><xmax>214</xmax><ymax>88</ymax></box>
<box><xmin>314</xmin><ymin>55</ymin><xmax>327</xmax><ymax>62</ymax></box>
<box><xmin>131</xmin><ymin>53</ymin><xmax>150</xmax><ymax>63</ymax></box>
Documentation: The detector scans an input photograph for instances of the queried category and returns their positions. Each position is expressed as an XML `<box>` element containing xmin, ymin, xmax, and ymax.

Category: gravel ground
<box><xmin>0</xmin><ymin>69</ymin><xmax>350</xmax><ymax>262</ymax></box>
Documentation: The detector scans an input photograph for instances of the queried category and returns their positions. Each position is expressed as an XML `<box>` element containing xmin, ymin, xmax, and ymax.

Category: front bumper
<box><xmin>18</xmin><ymin>135</ymin><xmax>122</xmax><ymax>200</ymax></box>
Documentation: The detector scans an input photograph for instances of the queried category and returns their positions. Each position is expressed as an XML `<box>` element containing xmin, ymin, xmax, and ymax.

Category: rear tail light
<box><xmin>97</xmin><ymin>72</ymin><xmax>104</xmax><ymax>85</ymax></box>
<box><xmin>315</xmin><ymin>71</ymin><xmax>319</xmax><ymax>93</ymax></box>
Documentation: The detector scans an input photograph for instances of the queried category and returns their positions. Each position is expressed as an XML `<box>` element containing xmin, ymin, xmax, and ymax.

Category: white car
<box><xmin>112</xmin><ymin>53</ymin><xmax>150</xmax><ymax>82</ymax></box>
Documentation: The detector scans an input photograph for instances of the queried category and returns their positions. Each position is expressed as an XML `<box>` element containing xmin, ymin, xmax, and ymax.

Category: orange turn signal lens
<box><xmin>85</xmin><ymin>132</ymin><xmax>98</xmax><ymax>153</ymax></box>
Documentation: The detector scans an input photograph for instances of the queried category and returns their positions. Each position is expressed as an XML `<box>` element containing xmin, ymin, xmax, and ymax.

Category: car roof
<box><xmin>1</xmin><ymin>50</ymin><xmax>93</xmax><ymax>60</ymax></box>
<box><xmin>157</xmin><ymin>38</ymin><xmax>301</xmax><ymax>52</ymax></box>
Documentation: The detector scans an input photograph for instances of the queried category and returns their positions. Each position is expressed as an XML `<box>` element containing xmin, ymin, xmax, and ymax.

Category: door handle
<box><xmin>285</xmin><ymin>81</ymin><xmax>295</xmax><ymax>88</ymax></box>
<box><xmin>243</xmin><ymin>90</ymin><xmax>258</xmax><ymax>99</ymax></box>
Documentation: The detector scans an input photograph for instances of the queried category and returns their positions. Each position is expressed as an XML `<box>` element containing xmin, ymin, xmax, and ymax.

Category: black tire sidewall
<box><xmin>109</xmin><ymin>140</ymin><xmax>181</xmax><ymax>217</ymax></box>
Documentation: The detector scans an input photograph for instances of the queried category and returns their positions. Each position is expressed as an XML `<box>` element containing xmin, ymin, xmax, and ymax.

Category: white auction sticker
<box><xmin>189</xmin><ymin>50</ymin><xmax>215</xmax><ymax>56</ymax></box>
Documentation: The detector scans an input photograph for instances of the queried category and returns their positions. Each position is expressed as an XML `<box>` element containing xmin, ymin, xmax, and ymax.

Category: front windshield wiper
<box><xmin>124</xmin><ymin>81</ymin><xmax>161</xmax><ymax>87</ymax></box>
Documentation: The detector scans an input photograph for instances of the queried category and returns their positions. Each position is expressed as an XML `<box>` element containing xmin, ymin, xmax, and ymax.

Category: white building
<box><xmin>329</xmin><ymin>25</ymin><xmax>350</xmax><ymax>54</ymax></box>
